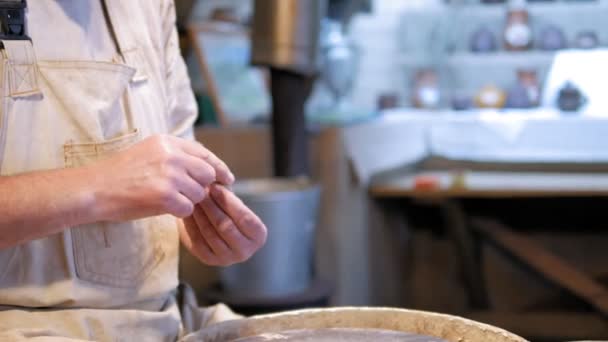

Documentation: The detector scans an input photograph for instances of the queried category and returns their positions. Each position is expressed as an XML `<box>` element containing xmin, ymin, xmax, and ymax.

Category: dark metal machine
<box><xmin>176</xmin><ymin>0</ymin><xmax>370</xmax><ymax>177</ymax></box>
<box><xmin>250</xmin><ymin>0</ymin><xmax>369</xmax><ymax>177</ymax></box>
<box><xmin>250</xmin><ymin>0</ymin><xmax>325</xmax><ymax>177</ymax></box>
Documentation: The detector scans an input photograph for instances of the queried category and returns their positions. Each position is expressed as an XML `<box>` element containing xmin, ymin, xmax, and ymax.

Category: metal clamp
<box><xmin>0</xmin><ymin>0</ymin><xmax>28</xmax><ymax>41</ymax></box>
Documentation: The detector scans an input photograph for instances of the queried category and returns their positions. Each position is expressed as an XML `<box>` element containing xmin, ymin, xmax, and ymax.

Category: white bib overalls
<box><xmin>0</xmin><ymin>1</ymin><xmax>238</xmax><ymax>340</ymax></box>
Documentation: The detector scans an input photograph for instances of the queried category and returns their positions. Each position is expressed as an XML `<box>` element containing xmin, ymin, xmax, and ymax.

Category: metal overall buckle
<box><xmin>0</xmin><ymin>0</ymin><xmax>28</xmax><ymax>42</ymax></box>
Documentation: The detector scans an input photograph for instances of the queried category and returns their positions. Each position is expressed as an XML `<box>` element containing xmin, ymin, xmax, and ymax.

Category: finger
<box><xmin>175</xmin><ymin>138</ymin><xmax>234</xmax><ymax>185</ymax></box>
<box><xmin>200</xmin><ymin>193</ymin><xmax>253</xmax><ymax>257</ymax></box>
<box><xmin>179</xmin><ymin>153</ymin><xmax>217</xmax><ymax>187</ymax></box>
<box><xmin>166</xmin><ymin>193</ymin><xmax>195</xmax><ymax>218</ymax></box>
<box><xmin>172</xmin><ymin>173</ymin><xmax>206</xmax><ymax>204</ymax></box>
<box><xmin>192</xmin><ymin>204</ymin><xmax>232</xmax><ymax>257</ymax></box>
<box><xmin>181</xmin><ymin>217</ymin><xmax>221</xmax><ymax>265</ymax></box>
<box><xmin>209</xmin><ymin>184</ymin><xmax>267</xmax><ymax>245</ymax></box>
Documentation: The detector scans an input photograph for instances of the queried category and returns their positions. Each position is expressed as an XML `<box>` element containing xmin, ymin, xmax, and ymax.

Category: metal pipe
<box><xmin>251</xmin><ymin>0</ymin><xmax>326</xmax><ymax>177</ymax></box>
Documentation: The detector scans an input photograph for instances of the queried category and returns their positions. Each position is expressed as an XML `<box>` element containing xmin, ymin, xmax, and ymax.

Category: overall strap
<box><xmin>0</xmin><ymin>0</ymin><xmax>28</xmax><ymax>42</ymax></box>
<box><xmin>0</xmin><ymin>0</ymin><xmax>40</xmax><ymax>98</ymax></box>
<box><xmin>100</xmin><ymin>0</ymin><xmax>148</xmax><ymax>83</ymax></box>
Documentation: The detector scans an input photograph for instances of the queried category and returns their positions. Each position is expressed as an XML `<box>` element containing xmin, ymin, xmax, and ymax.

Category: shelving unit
<box><xmin>397</xmin><ymin>0</ymin><xmax>608</xmax><ymax>107</ymax></box>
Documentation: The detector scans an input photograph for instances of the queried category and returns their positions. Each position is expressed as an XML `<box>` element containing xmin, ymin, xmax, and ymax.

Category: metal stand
<box><xmin>269</xmin><ymin>68</ymin><xmax>314</xmax><ymax>177</ymax></box>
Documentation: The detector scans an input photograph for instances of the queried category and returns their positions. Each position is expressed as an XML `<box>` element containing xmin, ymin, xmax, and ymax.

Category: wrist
<box><xmin>70</xmin><ymin>165</ymin><xmax>109</xmax><ymax>224</ymax></box>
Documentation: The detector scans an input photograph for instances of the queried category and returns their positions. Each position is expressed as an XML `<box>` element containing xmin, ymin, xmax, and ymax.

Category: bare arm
<box><xmin>0</xmin><ymin>134</ymin><xmax>233</xmax><ymax>250</ymax></box>
<box><xmin>0</xmin><ymin>167</ymin><xmax>98</xmax><ymax>249</ymax></box>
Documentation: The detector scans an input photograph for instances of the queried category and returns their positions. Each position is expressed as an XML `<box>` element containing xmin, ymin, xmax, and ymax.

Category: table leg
<box><xmin>440</xmin><ymin>199</ymin><xmax>489</xmax><ymax>310</ymax></box>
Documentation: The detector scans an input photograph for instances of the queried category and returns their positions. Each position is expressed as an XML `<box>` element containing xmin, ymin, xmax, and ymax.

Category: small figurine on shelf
<box><xmin>557</xmin><ymin>81</ymin><xmax>586</xmax><ymax>112</ymax></box>
<box><xmin>506</xmin><ymin>84</ymin><xmax>531</xmax><ymax>108</ymax></box>
<box><xmin>411</xmin><ymin>69</ymin><xmax>441</xmax><ymax>109</ymax></box>
<box><xmin>575</xmin><ymin>30</ymin><xmax>599</xmax><ymax>49</ymax></box>
<box><xmin>377</xmin><ymin>92</ymin><xmax>400</xmax><ymax>111</ymax></box>
<box><xmin>470</xmin><ymin>26</ymin><xmax>498</xmax><ymax>53</ymax></box>
<box><xmin>451</xmin><ymin>93</ymin><xmax>472</xmax><ymax>111</ymax></box>
<box><xmin>506</xmin><ymin>69</ymin><xmax>540</xmax><ymax>108</ymax></box>
<box><xmin>503</xmin><ymin>0</ymin><xmax>533</xmax><ymax>51</ymax></box>
<box><xmin>538</xmin><ymin>25</ymin><xmax>567</xmax><ymax>51</ymax></box>
<box><xmin>474</xmin><ymin>84</ymin><xmax>507</xmax><ymax>109</ymax></box>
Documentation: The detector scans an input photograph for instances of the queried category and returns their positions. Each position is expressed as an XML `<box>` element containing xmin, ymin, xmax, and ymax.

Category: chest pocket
<box><xmin>45</xmin><ymin>61</ymin><xmax>167</xmax><ymax>289</ymax></box>
<box><xmin>41</xmin><ymin>60</ymin><xmax>165</xmax><ymax>289</ymax></box>
<box><xmin>64</xmin><ymin>130</ymin><xmax>166</xmax><ymax>289</ymax></box>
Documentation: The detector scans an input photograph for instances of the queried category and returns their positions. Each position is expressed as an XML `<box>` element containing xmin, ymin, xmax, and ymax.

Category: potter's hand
<box><xmin>90</xmin><ymin>135</ymin><xmax>234</xmax><ymax>221</ymax></box>
<box><xmin>180</xmin><ymin>183</ymin><xmax>268</xmax><ymax>266</ymax></box>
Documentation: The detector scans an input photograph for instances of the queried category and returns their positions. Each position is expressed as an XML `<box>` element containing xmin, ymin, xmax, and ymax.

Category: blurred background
<box><xmin>175</xmin><ymin>0</ymin><xmax>608</xmax><ymax>340</ymax></box>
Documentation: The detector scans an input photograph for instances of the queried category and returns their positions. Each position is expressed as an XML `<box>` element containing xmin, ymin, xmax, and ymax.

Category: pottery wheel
<box><xmin>232</xmin><ymin>328</ymin><xmax>448</xmax><ymax>341</ymax></box>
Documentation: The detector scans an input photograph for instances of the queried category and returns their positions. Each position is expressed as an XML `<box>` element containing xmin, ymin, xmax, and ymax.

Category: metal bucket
<box><xmin>219</xmin><ymin>178</ymin><xmax>321</xmax><ymax>298</ymax></box>
<box><xmin>185</xmin><ymin>307</ymin><xmax>528</xmax><ymax>342</ymax></box>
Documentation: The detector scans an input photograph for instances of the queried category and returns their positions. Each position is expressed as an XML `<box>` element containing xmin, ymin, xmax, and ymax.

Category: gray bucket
<box><xmin>219</xmin><ymin>178</ymin><xmax>321</xmax><ymax>298</ymax></box>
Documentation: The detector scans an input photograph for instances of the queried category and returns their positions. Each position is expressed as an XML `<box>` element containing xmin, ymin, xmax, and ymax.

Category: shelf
<box><xmin>443</xmin><ymin>0</ymin><xmax>607</xmax><ymax>13</ymax></box>
<box><xmin>399</xmin><ymin>51</ymin><xmax>557</xmax><ymax>90</ymax></box>
<box><xmin>399</xmin><ymin>51</ymin><xmax>557</xmax><ymax>66</ymax></box>
<box><xmin>447</xmin><ymin>51</ymin><xmax>556</xmax><ymax>66</ymax></box>
<box><xmin>394</xmin><ymin>1</ymin><xmax>608</xmax><ymax>104</ymax></box>
<box><xmin>398</xmin><ymin>1</ymin><xmax>608</xmax><ymax>53</ymax></box>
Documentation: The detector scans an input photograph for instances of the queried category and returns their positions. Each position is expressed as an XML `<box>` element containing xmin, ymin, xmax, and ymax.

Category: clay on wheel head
<box><xmin>232</xmin><ymin>328</ymin><xmax>448</xmax><ymax>341</ymax></box>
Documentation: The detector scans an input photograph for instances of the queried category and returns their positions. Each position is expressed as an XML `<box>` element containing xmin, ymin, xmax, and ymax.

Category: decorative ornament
<box><xmin>504</xmin><ymin>1</ymin><xmax>532</xmax><ymax>51</ymax></box>
<box><xmin>538</xmin><ymin>25</ymin><xmax>567</xmax><ymax>51</ymax></box>
<box><xmin>474</xmin><ymin>84</ymin><xmax>507</xmax><ymax>109</ymax></box>
<box><xmin>412</xmin><ymin>69</ymin><xmax>441</xmax><ymax>109</ymax></box>
<box><xmin>557</xmin><ymin>81</ymin><xmax>586</xmax><ymax>112</ymax></box>
<box><xmin>470</xmin><ymin>26</ymin><xmax>498</xmax><ymax>53</ymax></box>
<box><xmin>574</xmin><ymin>30</ymin><xmax>599</xmax><ymax>49</ymax></box>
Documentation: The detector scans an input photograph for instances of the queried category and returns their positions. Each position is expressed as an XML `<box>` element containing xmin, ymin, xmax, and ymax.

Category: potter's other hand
<box><xmin>89</xmin><ymin>134</ymin><xmax>234</xmax><ymax>221</ymax></box>
<box><xmin>181</xmin><ymin>183</ymin><xmax>268</xmax><ymax>266</ymax></box>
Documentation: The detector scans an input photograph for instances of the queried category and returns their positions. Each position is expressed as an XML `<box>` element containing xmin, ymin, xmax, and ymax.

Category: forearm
<box><xmin>0</xmin><ymin>134</ymin><xmax>232</xmax><ymax>249</ymax></box>
<box><xmin>0</xmin><ymin>167</ymin><xmax>98</xmax><ymax>248</ymax></box>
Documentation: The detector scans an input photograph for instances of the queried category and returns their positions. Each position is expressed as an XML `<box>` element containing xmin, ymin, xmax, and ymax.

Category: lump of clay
<box><xmin>232</xmin><ymin>328</ymin><xmax>448</xmax><ymax>342</ymax></box>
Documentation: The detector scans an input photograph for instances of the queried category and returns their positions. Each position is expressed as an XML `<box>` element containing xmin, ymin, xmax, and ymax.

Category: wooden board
<box><xmin>472</xmin><ymin>218</ymin><xmax>608</xmax><ymax>318</ymax></box>
<box><xmin>371</xmin><ymin>171</ymin><xmax>608</xmax><ymax>199</ymax></box>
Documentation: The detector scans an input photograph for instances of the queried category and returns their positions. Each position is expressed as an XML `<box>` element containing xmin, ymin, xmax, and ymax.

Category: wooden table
<box><xmin>371</xmin><ymin>171</ymin><xmax>608</xmax><ymax>199</ymax></box>
<box><xmin>370</xmin><ymin>170</ymin><xmax>608</xmax><ymax>339</ymax></box>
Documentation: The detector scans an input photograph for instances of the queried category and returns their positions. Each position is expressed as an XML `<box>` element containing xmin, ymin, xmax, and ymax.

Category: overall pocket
<box><xmin>64</xmin><ymin>130</ymin><xmax>165</xmax><ymax>288</ymax></box>
<box><xmin>0</xmin><ymin>41</ymin><xmax>171</xmax><ymax>291</ymax></box>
